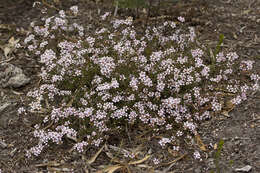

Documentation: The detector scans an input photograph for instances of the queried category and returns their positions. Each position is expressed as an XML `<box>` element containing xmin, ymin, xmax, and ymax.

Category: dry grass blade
<box><xmin>136</xmin><ymin>164</ymin><xmax>151</xmax><ymax>168</ymax></box>
<box><xmin>129</xmin><ymin>155</ymin><xmax>150</xmax><ymax>165</ymax></box>
<box><xmin>108</xmin><ymin>144</ymin><xmax>130</xmax><ymax>155</ymax></box>
<box><xmin>47</xmin><ymin>167</ymin><xmax>72</xmax><ymax>172</ymax></box>
<box><xmin>97</xmin><ymin>165</ymin><xmax>123</xmax><ymax>173</ymax></box>
<box><xmin>161</xmin><ymin>153</ymin><xmax>187</xmax><ymax>166</ymax></box>
<box><xmin>131</xmin><ymin>144</ymin><xmax>144</xmax><ymax>156</ymax></box>
<box><xmin>162</xmin><ymin>154</ymin><xmax>187</xmax><ymax>172</ymax></box>
<box><xmin>86</xmin><ymin>144</ymin><xmax>105</xmax><ymax>164</ymax></box>
<box><xmin>105</xmin><ymin>151</ymin><xmax>114</xmax><ymax>159</ymax></box>
<box><xmin>35</xmin><ymin>161</ymin><xmax>60</xmax><ymax>167</ymax></box>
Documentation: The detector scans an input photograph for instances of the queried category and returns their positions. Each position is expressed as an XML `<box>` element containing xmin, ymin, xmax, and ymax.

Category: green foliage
<box><xmin>211</xmin><ymin>139</ymin><xmax>224</xmax><ymax>173</ymax></box>
<box><xmin>214</xmin><ymin>34</ymin><xmax>224</xmax><ymax>59</ymax></box>
<box><xmin>209</xmin><ymin>34</ymin><xmax>225</xmax><ymax>75</ymax></box>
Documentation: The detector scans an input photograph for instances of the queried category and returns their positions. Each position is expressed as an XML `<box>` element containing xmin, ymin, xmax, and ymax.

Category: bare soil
<box><xmin>0</xmin><ymin>0</ymin><xmax>259</xmax><ymax>172</ymax></box>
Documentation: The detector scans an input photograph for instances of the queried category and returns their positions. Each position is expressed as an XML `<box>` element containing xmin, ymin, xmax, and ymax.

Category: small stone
<box><xmin>235</xmin><ymin>165</ymin><xmax>252</xmax><ymax>172</ymax></box>
<box><xmin>6</xmin><ymin>73</ymin><xmax>30</xmax><ymax>88</ymax></box>
<box><xmin>207</xmin><ymin>158</ymin><xmax>216</xmax><ymax>169</ymax></box>
<box><xmin>0</xmin><ymin>63</ymin><xmax>30</xmax><ymax>88</ymax></box>
<box><xmin>194</xmin><ymin>166</ymin><xmax>202</xmax><ymax>173</ymax></box>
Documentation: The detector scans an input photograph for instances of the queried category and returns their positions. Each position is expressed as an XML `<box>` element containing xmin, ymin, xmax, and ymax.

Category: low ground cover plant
<box><xmin>17</xmin><ymin>5</ymin><xmax>259</xmax><ymax>160</ymax></box>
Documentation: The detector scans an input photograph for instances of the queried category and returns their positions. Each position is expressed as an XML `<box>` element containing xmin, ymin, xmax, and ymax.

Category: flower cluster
<box><xmin>19</xmin><ymin>6</ymin><xmax>259</xmax><ymax>157</ymax></box>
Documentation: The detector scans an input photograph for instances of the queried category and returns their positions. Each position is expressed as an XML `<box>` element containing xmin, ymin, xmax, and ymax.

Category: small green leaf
<box><xmin>214</xmin><ymin>34</ymin><xmax>224</xmax><ymax>58</ymax></box>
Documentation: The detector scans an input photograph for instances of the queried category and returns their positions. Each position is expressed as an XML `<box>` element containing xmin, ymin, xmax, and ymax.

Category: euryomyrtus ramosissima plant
<box><xmin>17</xmin><ymin>6</ymin><xmax>259</xmax><ymax>158</ymax></box>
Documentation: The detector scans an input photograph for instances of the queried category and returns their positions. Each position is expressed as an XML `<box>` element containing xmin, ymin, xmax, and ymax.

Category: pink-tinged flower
<box><xmin>139</xmin><ymin>71</ymin><xmax>153</xmax><ymax>87</ymax></box>
<box><xmin>226</xmin><ymin>52</ymin><xmax>238</xmax><ymax>62</ymax></box>
<box><xmin>172</xmin><ymin>146</ymin><xmax>180</xmax><ymax>151</ymax></box>
<box><xmin>226</xmin><ymin>85</ymin><xmax>238</xmax><ymax>93</ymax></box>
<box><xmin>101</xmin><ymin>12</ymin><xmax>110</xmax><ymax>20</ymax></box>
<box><xmin>176</xmin><ymin>130</ymin><xmax>183</xmax><ymax>136</ymax></box>
<box><xmin>70</xmin><ymin>6</ymin><xmax>78</xmax><ymax>15</ymax></box>
<box><xmin>240</xmin><ymin>60</ymin><xmax>254</xmax><ymax>71</ymax></box>
<box><xmin>91</xmin><ymin>138</ymin><xmax>103</xmax><ymax>147</ymax></box>
<box><xmin>189</xmin><ymin>27</ymin><xmax>196</xmax><ymax>42</ymax></box>
<box><xmin>153</xmin><ymin>158</ymin><xmax>160</xmax><ymax>165</ymax></box>
<box><xmin>59</xmin><ymin>10</ymin><xmax>66</xmax><ymax>18</ymax></box>
<box><xmin>24</xmin><ymin>34</ymin><xmax>35</xmax><ymax>44</ymax></box>
<box><xmin>177</xmin><ymin>56</ymin><xmax>188</xmax><ymax>64</ymax></box>
<box><xmin>40</xmin><ymin>49</ymin><xmax>56</xmax><ymax>66</ymax></box>
<box><xmin>193</xmin><ymin>151</ymin><xmax>201</xmax><ymax>160</ymax></box>
<box><xmin>191</xmin><ymin>48</ymin><xmax>204</xmax><ymax>58</ymax></box>
<box><xmin>17</xmin><ymin>107</ymin><xmax>26</xmax><ymax>115</ymax></box>
<box><xmin>73</xmin><ymin>141</ymin><xmax>88</xmax><ymax>153</ymax></box>
<box><xmin>150</xmin><ymin>51</ymin><xmax>163</xmax><ymax>62</ymax></box>
<box><xmin>98</xmin><ymin>56</ymin><xmax>116</xmax><ymax>76</ymax></box>
<box><xmin>184</xmin><ymin>121</ymin><xmax>196</xmax><ymax>132</ymax></box>
<box><xmin>156</xmin><ymin>81</ymin><xmax>165</xmax><ymax>92</ymax></box>
<box><xmin>166</xmin><ymin>124</ymin><xmax>172</xmax><ymax>130</ymax></box>
<box><xmin>129</xmin><ymin>76</ymin><xmax>139</xmax><ymax>91</ymax></box>
<box><xmin>250</xmin><ymin>74</ymin><xmax>259</xmax><ymax>81</ymax></box>
<box><xmin>231</xmin><ymin>95</ymin><xmax>242</xmax><ymax>105</ymax></box>
<box><xmin>211</xmin><ymin>99</ymin><xmax>222</xmax><ymax>111</ymax></box>
<box><xmin>158</xmin><ymin>137</ymin><xmax>171</xmax><ymax>147</ymax></box>
<box><xmin>163</xmin><ymin>97</ymin><xmax>181</xmax><ymax>109</ymax></box>
<box><xmin>26</xmin><ymin>143</ymin><xmax>44</xmax><ymax>157</ymax></box>
<box><xmin>178</xmin><ymin>16</ymin><xmax>185</xmax><ymax>22</ymax></box>
<box><xmin>34</xmin><ymin>26</ymin><xmax>49</xmax><ymax>37</ymax></box>
<box><xmin>39</xmin><ymin>41</ymin><xmax>48</xmax><ymax>48</ymax></box>
<box><xmin>252</xmin><ymin>83</ymin><xmax>259</xmax><ymax>91</ymax></box>
<box><xmin>210</xmin><ymin>75</ymin><xmax>223</xmax><ymax>83</ymax></box>
<box><xmin>216</xmin><ymin>52</ymin><xmax>226</xmax><ymax>63</ymax></box>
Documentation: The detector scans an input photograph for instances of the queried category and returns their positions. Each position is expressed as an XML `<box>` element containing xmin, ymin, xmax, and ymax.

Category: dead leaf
<box><xmin>195</xmin><ymin>134</ymin><xmax>207</xmax><ymax>151</ymax></box>
<box><xmin>242</xmin><ymin>9</ymin><xmax>251</xmax><ymax>15</ymax></box>
<box><xmin>226</xmin><ymin>100</ymin><xmax>235</xmax><ymax>110</ymax></box>
<box><xmin>221</xmin><ymin>100</ymin><xmax>235</xmax><ymax>117</ymax></box>
<box><xmin>214</xmin><ymin>143</ymin><xmax>218</xmax><ymax>150</ymax></box>
<box><xmin>221</xmin><ymin>110</ymin><xmax>230</xmax><ymax>117</ymax></box>
<box><xmin>86</xmin><ymin>144</ymin><xmax>105</xmax><ymax>164</ymax></box>
<box><xmin>8</xmin><ymin>37</ymin><xmax>19</xmax><ymax>46</ymax></box>
<box><xmin>4</xmin><ymin>47</ymin><xmax>11</xmax><ymax>58</ymax></box>
<box><xmin>233</xmin><ymin>32</ymin><xmax>238</xmax><ymax>39</ymax></box>
<box><xmin>1</xmin><ymin>37</ymin><xmax>20</xmax><ymax>58</ymax></box>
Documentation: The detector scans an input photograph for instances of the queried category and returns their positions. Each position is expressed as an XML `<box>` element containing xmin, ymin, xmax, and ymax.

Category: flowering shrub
<box><xmin>18</xmin><ymin>6</ymin><xmax>259</xmax><ymax>157</ymax></box>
